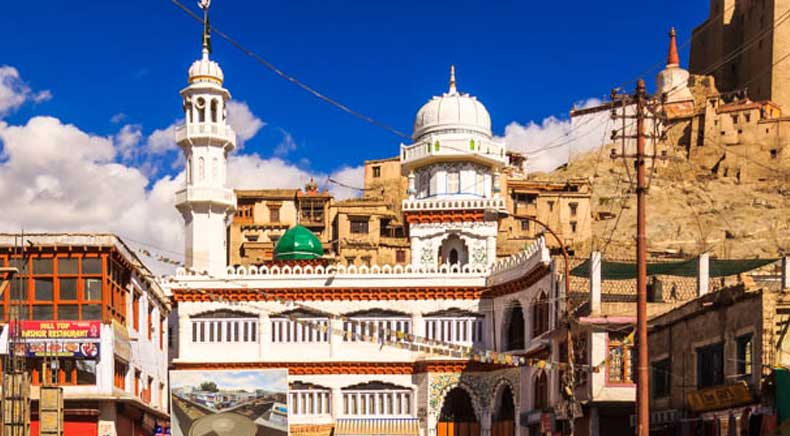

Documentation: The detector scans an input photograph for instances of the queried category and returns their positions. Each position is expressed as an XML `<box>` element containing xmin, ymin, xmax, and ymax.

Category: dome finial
<box><xmin>449</xmin><ymin>65</ymin><xmax>457</xmax><ymax>94</ymax></box>
<box><xmin>667</xmin><ymin>26</ymin><xmax>680</xmax><ymax>67</ymax></box>
<box><xmin>199</xmin><ymin>0</ymin><xmax>212</xmax><ymax>56</ymax></box>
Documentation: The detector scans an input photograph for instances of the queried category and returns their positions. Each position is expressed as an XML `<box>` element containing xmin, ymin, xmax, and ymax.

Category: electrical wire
<box><xmin>169</xmin><ymin>0</ymin><xmax>411</xmax><ymax>140</ymax></box>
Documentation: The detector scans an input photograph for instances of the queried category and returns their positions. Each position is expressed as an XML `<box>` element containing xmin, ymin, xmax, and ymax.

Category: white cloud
<box><xmin>328</xmin><ymin>165</ymin><xmax>364</xmax><ymax>199</ymax></box>
<box><xmin>226</xmin><ymin>101</ymin><xmax>265</xmax><ymax>145</ymax></box>
<box><xmin>110</xmin><ymin>113</ymin><xmax>127</xmax><ymax>123</ymax></box>
<box><xmin>273</xmin><ymin>130</ymin><xmax>297</xmax><ymax>156</ymax></box>
<box><xmin>0</xmin><ymin>66</ymin><xmax>51</xmax><ymax>117</ymax></box>
<box><xmin>146</xmin><ymin>122</ymin><xmax>178</xmax><ymax>155</ymax></box>
<box><xmin>500</xmin><ymin>98</ymin><xmax>609</xmax><ymax>173</ymax></box>
<box><xmin>115</xmin><ymin>124</ymin><xmax>143</xmax><ymax>161</ymax></box>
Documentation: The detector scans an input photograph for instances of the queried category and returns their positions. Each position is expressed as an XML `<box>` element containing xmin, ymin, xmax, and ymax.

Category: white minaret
<box><xmin>175</xmin><ymin>0</ymin><xmax>236</xmax><ymax>275</ymax></box>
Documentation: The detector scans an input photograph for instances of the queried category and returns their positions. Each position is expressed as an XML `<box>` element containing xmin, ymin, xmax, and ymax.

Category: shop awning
<box><xmin>334</xmin><ymin>418</ymin><xmax>420</xmax><ymax>436</ymax></box>
<box><xmin>570</xmin><ymin>257</ymin><xmax>777</xmax><ymax>280</ymax></box>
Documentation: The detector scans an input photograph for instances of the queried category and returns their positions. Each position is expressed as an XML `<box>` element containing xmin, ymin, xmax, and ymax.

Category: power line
<box><xmin>169</xmin><ymin>0</ymin><xmax>411</xmax><ymax>140</ymax></box>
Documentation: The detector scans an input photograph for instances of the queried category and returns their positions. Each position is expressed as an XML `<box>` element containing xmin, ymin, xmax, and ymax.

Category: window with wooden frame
<box><xmin>27</xmin><ymin>358</ymin><xmax>97</xmax><ymax>386</ymax></box>
<box><xmin>134</xmin><ymin>369</ymin><xmax>141</xmax><ymax>396</ymax></box>
<box><xmin>2</xmin><ymin>254</ymin><xmax>105</xmax><ymax>322</ymax></box>
<box><xmin>148</xmin><ymin>304</ymin><xmax>154</xmax><ymax>341</ymax></box>
<box><xmin>234</xmin><ymin>202</ymin><xmax>254</xmax><ymax>224</ymax></box>
<box><xmin>132</xmin><ymin>292</ymin><xmax>141</xmax><ymax>331</ymax></box>
<box><xmin>607</xmin><ymin>332</ymin><xmax>636</xmax><ymax>384</ymax></box>
<box><xmin>114</xmin><ymin>359</ymin><xmax>128</xmax><ymax>390</ymax></box>
<box><xmin>736</xmin><ymin>334</ymin><xmax>753</xmax><ymax>381</ymax></box>
<box><xmin>651</xmin><ymin>358</ymin><xmax>671</xmax><ymax>399</ymax></box>
<box><xmin>107</xmin><ymin>259</ymin><xmax>129</xmax><ymax>325</ymax></box>
<box><xmin>396</xmin><ymin>250</ymin><xmax>406</xmax><ymax>264</ymax></box>
<box><xmin>160</xmin><ymin>315</ymin><xmax>165</xmax><ymax>350</ymax></box>
<box><xmin>533</xmin><ymin>371</ymin><xmax>548</xmax><ymax>409</ymax></box>
<box><xmin>532</xmin><ymin>292</ymin><xmax>550</xmax><ymax>337</ymax></box>
<box><xmin>268</xmin><ymin>204</ymin><xmax>281</xmax><ymax>223</ymax></box>
<box><xmin>350</xmin><ymin>217</ymin><xmax>369</xmax><ymax>234</ymax></box>
<box><xmin>696</xmin><ymin>342</ymin><xmax>724</xmax><ymax>388</ymax></box>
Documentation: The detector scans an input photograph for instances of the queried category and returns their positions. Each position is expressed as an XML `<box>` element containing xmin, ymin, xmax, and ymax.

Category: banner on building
<box><xmin>13</xmin><ymin>341</ymin><xmax>99</xmax><ymax>358</ymax></box>
<box><xmin>687</xmin><ymin>382</ymin><xmax>752</xmax><ymax>413</ymax></box>
<box><xmin>11</xmin><ymin>321</ymin><xmax>101</xmax><ymax>339</ymax></box>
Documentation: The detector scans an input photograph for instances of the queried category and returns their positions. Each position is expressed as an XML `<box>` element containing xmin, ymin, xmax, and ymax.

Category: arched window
<box><xmin>504</xmin><ymin>302</ymin><xmax>525</xmax><ymax>351</ymax></box>
<box><xmin>449</xmin><ymin>249</ymin><xmax>459</xmax><ymax>265</ymax></box>
<box><xmin>198</xmin><ymin>157</ymin><xmax>205</xmax><ymax>181</ymax></box>
<box><xmin>196</xmin><ymin>97</ymin><xmax>206</xmax><ymax>122</ymax></box>
<box><xmin>212</xmin><ymin>158</ymin><xmax>218</xmax><ymax>181</ymax></box>
<box><xmin>186</xmin><ymin>159</ymin><xmax>192</xmax><ymax>184</ymax></box>
<box><xmin>184</xmin><ymin>99</ymin><xmax>193</xmax><ymax>123</ymax></box>
<box><xmin>533</xmin><ymin>371</ymin><xmax>548</xmax><ymax>409</ymax></box>
<box><xmin>532</xmin><ymin>291</ymin><xmax>549</xmax><ymax>337</ymax></box>
<box><xmin>447</xmin><ymin>171</ymin><xmax>460</xmax><ymax>194</ymax></box>
<box><xmin>210</xmin><ymin>99</ymin><xmax>218</xmax><ymax>123</ymax></box>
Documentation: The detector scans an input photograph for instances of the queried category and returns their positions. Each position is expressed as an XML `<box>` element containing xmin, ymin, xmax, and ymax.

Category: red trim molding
<box><xmin>483</xmin><ymin>265</ymin><xmax>551</xmax><ymax>298</ymax></box>
<box><xmin>172</xmin><ymin>360</ymin><xmax>508</xmax><ymax>374</ymax></box>
<box><xmin>404</xmin><ymin>211</ymin><xmax>486</xmax><ymax>224</ymax></box>
<box><xmin>172</xmin><ymin>286</ymin><xmax>485</xmax><ymax>302</ymax></box>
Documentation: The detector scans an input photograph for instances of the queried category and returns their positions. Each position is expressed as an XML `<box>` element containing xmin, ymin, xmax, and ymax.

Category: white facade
<box><xmin>175</xmin><ymin>45</ymin><xmax>237</xmax><ymax>276</ymax></box>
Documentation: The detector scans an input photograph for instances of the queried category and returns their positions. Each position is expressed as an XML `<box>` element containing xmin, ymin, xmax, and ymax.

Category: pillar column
<box><xmin>258</xmin><ymin>312</ymin><xmax>269</xmax><ymax>360</ymax></box>
<box><xmin>589</xmin><ymin>251</ymin><xmax>602</xmax><ymax>313</ymax></box>
<box><xmin>697</xmin><ymin>252</ymin><xmax>710</xmax><ymax>296</ymax></box>
<box><xmin>98</xmin><ymin>400</ymin><xmax>118</xmax><ymax>436</ymax></box>
<box><xmin>329</xmin><ymin>318</ymin><xmax>343</xmax><ymax>358</ymax></box>
<box><xmin>331</xmin><ymin>387</ymin><xmax>344</xmax><ymax>420</ymax></box>
<box><xmin>480</xmin><ymin>409</ymin><xmax>492</xmax><ymax>436</ymax></box>
<box><xmin>782</xmin><ymin>256</ymin><xmax>789</xmax><ymax>292</ymax></box>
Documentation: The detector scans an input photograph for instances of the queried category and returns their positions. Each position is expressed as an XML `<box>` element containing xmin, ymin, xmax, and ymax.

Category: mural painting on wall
<box><xmin>170</xmin><ymin>369</ymin><xmax>288</xmax><ymax>436</ymax></box>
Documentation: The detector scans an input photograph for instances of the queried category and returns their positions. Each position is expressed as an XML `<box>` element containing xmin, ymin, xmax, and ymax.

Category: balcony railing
<box><xmin>402</xmin><ymin>197</ymin><xmax>505</xmax><ymax>212</ymax></box>
<box><xmin>175</xmin><ymin>122</ymin><xmax>236</xmax><ymax>146</ymax></box>
<box><xmin>400</xmin><ymin>137</ymin><xmax>507</xmax><ymax>167</ymax></box>
<box><xmin>175</xmin><ymin>186</ymin><xmax>236</xmax><ymax>208</ymax></box>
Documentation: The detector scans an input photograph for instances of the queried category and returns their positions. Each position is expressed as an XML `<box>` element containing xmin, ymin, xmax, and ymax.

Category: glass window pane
<box><xmin>9</xmin><ymin>258</ymin><xmax>28</xmax><ymax>274</ymax></box>
<box><xmin>84</xmin><ymin>279</ymin><xmax>102</xmax><ymax>301</ymax></box>
<box><xmin>76</xmin><ymin>360</ymin><xmax>97</xmax><ymax>385</ymax></box>
<box><xmin>34</xmin><ymin>278</ymin><xmax>54</xmax><ymax>301</ymax></box>
<box><xmin>59</xmin><ymin>278</ymin><xmax>78</xmax><ymax>300</ymax></box>
<box><xmin>58</xmin><ymin>258</ymin><xmax>79</xmax><ymax>275</ymax></box>
<box><xmin>58</xmin><ymin>305</ymin><xmax>79</xmax><ymax>320</ymax></box>
<box><xmin>32</xmin><ymin>305</ymin><xmax>53</xmax><ymax>320</ymax></box>
<box><xmin>11</xmin><ymin>279</ymin><xmax>29</xmax><ymax>301</ymax></box>
<box><xmin>32</xmin><ymin>258</ymin><xmax>53</xmax><ymax>275</ymax></box>
<box><xmin>82</xmin><ymin>305</ymin><xmax>102</xmax><ymax>320</ymax></box>
<box><xmin>82</xmin><ymin>258</ymin><xmax>102</xmax><ymax>275</ymax></box>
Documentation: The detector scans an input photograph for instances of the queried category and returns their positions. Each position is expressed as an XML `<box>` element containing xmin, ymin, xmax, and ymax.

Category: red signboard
<box><xmin>11</xmin><ymin>321</ymin><xmax>101</xmax><ymax>339</ymax></box>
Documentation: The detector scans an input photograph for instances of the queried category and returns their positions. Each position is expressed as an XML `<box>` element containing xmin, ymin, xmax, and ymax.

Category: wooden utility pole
<box><xmin>610</xmin><ymin>80</ymin><xmax>663</xmax><ymax>435</ymax></box>
<box><xmin>634</xmin><ymin>79</ymin><xmax>650</xmax><ymax>436</ymax></box>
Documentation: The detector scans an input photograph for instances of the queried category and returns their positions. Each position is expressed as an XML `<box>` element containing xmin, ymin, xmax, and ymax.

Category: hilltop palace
<box><xmin>166</xmin><ymin>5</ymin><xmax>573</xmax><ymax>436</ymax></box>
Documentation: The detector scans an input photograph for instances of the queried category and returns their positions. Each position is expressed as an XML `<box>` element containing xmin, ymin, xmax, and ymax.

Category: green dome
<box><xmin>274</xmin><ymin>225</ymin><xmax>324</xmax><ymax>260</ymax></box>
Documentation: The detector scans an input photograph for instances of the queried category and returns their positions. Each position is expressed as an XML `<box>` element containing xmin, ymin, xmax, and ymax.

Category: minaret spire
<box><xmin>667</xmin><ymin>27</ymin><xmax>680</xmax><ymax>67</ymax></box>
<box><xmin>449</xmin><ymin>65</ymin><xmax>457</xmax><ymax>94</ymax></box>
<box><xmin>199</xmin><ymin>0</ymin><xmax>212</xmax><ymax>56</ymax></box>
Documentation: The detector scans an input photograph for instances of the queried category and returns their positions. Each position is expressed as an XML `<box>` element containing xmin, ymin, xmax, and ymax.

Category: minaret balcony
<box><xmin>175</xmin><ymin>186</ymin><xmax>236</xmax><ymax>210</ymax></box>
<box><xmin>400</xmin><ymin>135</ymin><xmax>507</xmax><ymax>172</ymax></box>
<box><xmin>176</xmin><ymin>123</ymin><xmax>236</xmax><ymax>149</ymax></box>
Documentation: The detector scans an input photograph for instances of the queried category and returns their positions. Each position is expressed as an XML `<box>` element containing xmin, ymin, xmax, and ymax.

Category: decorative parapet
<box><xmin>400</xmin><ymin>136</ymin><xmax>507</xmax><ymax>170</ymax></box>
<box><xmin>487</xmin><ymin>237</ymin><xmax>551</xmax><ymax>286</ymax></box>
<box><xmin>402</xmin><ymin>197</ymin><xmax>505</xmax><ymax>213</ymax></box>
<box><xmin>175</xmin><ymin>122</ymin><xmax>236</xmax><ymax>146</ymax></box>
<box><xmin>175</xmin><ymin>262</ymin><xmax>489</xmax><ymax>278</ymax></box>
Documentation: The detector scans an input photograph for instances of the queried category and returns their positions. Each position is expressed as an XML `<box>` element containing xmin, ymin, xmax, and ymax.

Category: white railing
<box><xmin>424</xmin><ymin>317</ymin><xmax>484</xmax><ymax>346</ymax></box>
<box><xmin>342</xmin><ymin>318</ymin><xmax>412</xmax><ymax>342</ymax></box>
<box><xmin>290</xmin><ymin>390</ymin><xmax>332</xmax><ymax>416</ymax></box>
<box><xmin>271</xmin><ymin>318</ymin><xmax>329</xmax><ymax>343</ymax></box>
<box><xmin>191</xmin><ymin>318</ymin><xmax>258</xmax><ymax>343</ymax></box>
<box><xmin>488</xmin><ymin>237</ymin><xmax>551</xmax><ymax>285</ymax></box>
<box><xmin>402</xmin><ymin>197</ymin><xmax>505</xmax><ymax>212</ymax></box>
<box><xmin>175</xmin><ymin>122</ymin><xmax>236</xmax><ymax>145</ymax></box>
<box><xmin>175</xmin><ymin>262</ymin><xmax>490</xmax><ymax>278</ymax></box>
<box><xmin>342</xmin><ymin>390</ymin><xmax>412</xmax><ymax>417</ymax></box>
<box><xmin>175</xmin><ymin>186</ymin><xmax>235</xmax><ymax>207</ymax></box>
<box><xmin>400</xmin><ymin>137</ymin><xmax>507</xmax><ymax>166</ymax></box>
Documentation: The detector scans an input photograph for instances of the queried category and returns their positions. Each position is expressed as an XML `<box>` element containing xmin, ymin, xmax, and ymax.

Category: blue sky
<box><xmin>3</xmin><ymin>0</ymin><xmax>707</xmax><ymax>172</ymax></box>
<box><xmin>0</xmin><ymin>0</ymin><xmax>710</xmax><ymax>266</ymax></box>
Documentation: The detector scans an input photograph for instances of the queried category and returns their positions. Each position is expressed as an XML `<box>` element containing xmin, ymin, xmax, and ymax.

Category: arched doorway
<box><xmin>439</xmin><ymin>235</ymin><xmax>468</xmax><ymax>266</ymax></box>
<box><xmin>492</xmin><ymin>385</ymin><xmax>515</xmax><ymax>436</ymax></box>
<box><xmin>503</xmin><ymin>302</ymin><xmax>525</xmax><ymax>351</ymax></box>
<box><xmin>437</xmin><ymin>387</ymin><xmax>479</xmax><ymax>436</ymax></box>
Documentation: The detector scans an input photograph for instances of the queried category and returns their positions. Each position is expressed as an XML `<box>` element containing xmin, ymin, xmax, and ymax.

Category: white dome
<box><xmin>413</xmin><ymin>67</ymin><xmax>492</xmax><ymax>140</ymax></box>
<box><xmin>188</xmin><ymin>50</ymin><xmax>224</xmax><ymax>85</ymax></box>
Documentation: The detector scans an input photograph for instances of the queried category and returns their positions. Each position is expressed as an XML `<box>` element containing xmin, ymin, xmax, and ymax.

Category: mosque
<box><xmin>167</xmin><ymin>3</ymin><xmax>568</xmax><ymax>436</ymax></box>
